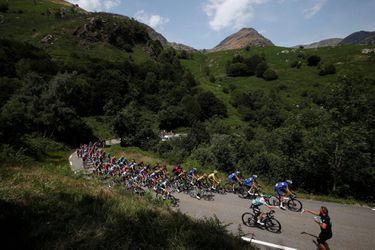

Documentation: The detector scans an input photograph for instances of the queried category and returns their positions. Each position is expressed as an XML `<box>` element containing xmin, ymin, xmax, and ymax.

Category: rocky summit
<box><xmin>210</xmin><ymin>28</ymin><xmax>274</xmax><ymax>52</ymax></box>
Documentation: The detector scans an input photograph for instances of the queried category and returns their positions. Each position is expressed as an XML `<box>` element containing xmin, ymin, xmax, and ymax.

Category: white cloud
<box><xmin>203</xmin><ymin>0</ymin><xmax>268</xmax><ymax>31</ymax></box>
<box><xmin>134</xmin><ymin>10</ymin><xmax>170</xmax><ymax>30</ymax></box>
<box><xmin>303</xmin><ymin>0</ymin><xmax>327</xmax><ymax>19</ymax></box>
<box><xmin>68</xmin><ymin>0</ymin><xmax>120</xmax><ymax>11</ymax></box>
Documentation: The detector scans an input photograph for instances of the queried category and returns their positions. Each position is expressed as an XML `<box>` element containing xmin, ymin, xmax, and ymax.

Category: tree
<box><xmin>256</xmin><ymin>62</ymin><xmax>268</xmax><ymax>77</ymax></box>
<box><xmin>196</xmin><ymin>91</ymin><xmax>227</xmax><ymax>120</ymax></box>
<box><xmin>262</xmin><ymin>68</ymin><xmax>278</xmax><ymax>81</ymax></box>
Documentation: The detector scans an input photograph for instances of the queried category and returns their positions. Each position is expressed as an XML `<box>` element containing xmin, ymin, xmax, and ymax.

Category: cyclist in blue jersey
<box><xmin>228</xmin><ymin>170</ymin><xmax>241</xmax><ymax>192</ymax></box>
<box><xmin>187</xmin><ymin>168</ymin><xmax>198</xmax><ymax>184</ymax></box>
<box><xmin>251</xmin><ymin>195</ymin><xmax>276</xmax><ymax>225</ymax></box>
<box><xmin>242</xmin><ymin>175</ymin><xmax>258</xmax><ymax>196</ymax></box>
<box><xmin>275</xmin><ymin>180</ymin><xmax>293</xmax><ymax>209</ymax></box>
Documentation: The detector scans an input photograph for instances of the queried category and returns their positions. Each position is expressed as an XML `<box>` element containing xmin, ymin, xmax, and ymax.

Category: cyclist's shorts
<box><xmin>275</xmin><ymin>187</ymin><xmax>285</xmax><ymax>197</ymax></box>
<box><xmin>252</xmin><ymin>206</ymin><xmax>261</xmax><ymax>215</ymax></box>
<box><xmin>228</xmin><ymin>177</ymin><xmax>236</xmax><ymax>184</ymax></box>
<box><xmin>317</xmin><ymin>232</ymin><xmax>332</xmax><ymax>244</ymax></box>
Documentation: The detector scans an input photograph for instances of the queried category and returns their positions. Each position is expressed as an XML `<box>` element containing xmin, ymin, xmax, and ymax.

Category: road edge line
<box><xmin>241</xmin><ymin>236</ymin><xmax>298</xmax><ymax>250</ymax></box>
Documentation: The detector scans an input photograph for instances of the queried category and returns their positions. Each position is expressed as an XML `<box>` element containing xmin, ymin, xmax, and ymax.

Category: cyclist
<box><xmin>208</xmin><ymin>170</ymin><xmax>221</xmax><ymax>190</ymax></box>
<box><xmin>195</xmin><ymin>173</ymin><xmax>208</xmax><ymax>200</ymax></box>
<box><xmin>187</xmin><ymin>167</ymin><xmax>198</xmax><ymax>184</ymax></box>
<box><xmin>251</xmin><ymin>195</ymin><xmax>276</xmax><ymax>225</ymax></box>
<box><xmin>172</xmin><ymin>164</ymin><xmax>184</xmax><ymax>178</ymax></box>
<box><xmin>228</xmin><ymin>170</ymin><xmax>241</xmax><ymax>192</ymax></box>
<box><xmin>275</xmin><ymin>180</ymin><xmax>293</xmax><ymax>210</ymax></box>
<box><xmin>304</xmin><ymin>206</ymin><xmax>332</xmax><ymax>250</ymax></box>
<box><xmin>242</xmin><ymin>175</ymin><xmax>258</xmax><ymax>196</ymax></box>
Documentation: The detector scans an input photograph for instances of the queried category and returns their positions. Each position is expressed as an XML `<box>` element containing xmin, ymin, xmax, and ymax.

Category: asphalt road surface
<box><xmin>70</xmin><ymin>152</ymin><xmax>375</xmax><ymax>250</ymax></box>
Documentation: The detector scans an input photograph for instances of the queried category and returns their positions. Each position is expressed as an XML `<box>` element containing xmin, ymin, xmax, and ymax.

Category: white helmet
<box><xmin>286</xmin><ymin>180</ymin><xmax>293</xmax><ymax>185</ymax></box>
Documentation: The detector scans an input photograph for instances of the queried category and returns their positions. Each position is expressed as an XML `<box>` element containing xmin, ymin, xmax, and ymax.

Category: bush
<box><xmin>226</xmin><ymin>63</ymin><xmax>249</xmax><ymax>76</ymax></box>
<box><xmin>209</xmin><ymin>74</ymin><xmax>216</xmax><ymax>83</ymax></box>
<box><xmin>255</xmin><ymin>62</ymin><xmax>268</xmax><ymax>77</ymax></box>
<box><xmin>0</xmin><ymin>3</ymin><xmax>9</xmax><ymax>13</ymax></box>
<box><xmin>319</xmin><ymin>64</ymin><xmax>336</xmax><ymax>75</ymax></box>
<box><xmin>307</xmin><ymin>55</ymin><xmax>321</xmax><ymax>66</ymax></box>
<box><xmin>262</xmin><ymin>68</ymin><xmax>278</xmax><ymax>81</ymax></box>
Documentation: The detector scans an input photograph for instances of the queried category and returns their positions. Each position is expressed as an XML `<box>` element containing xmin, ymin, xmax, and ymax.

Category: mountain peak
<box><xmin>210</xmin><ymin>28</ymin><xmax>274</xmax><ymax>52</ymax></box>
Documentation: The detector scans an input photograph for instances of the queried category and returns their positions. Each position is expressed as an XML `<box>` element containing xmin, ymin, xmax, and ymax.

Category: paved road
<box><xmin>69</xmin><ymin>152</ymin><xmax>375</xmax><ymax>250</ymax></box>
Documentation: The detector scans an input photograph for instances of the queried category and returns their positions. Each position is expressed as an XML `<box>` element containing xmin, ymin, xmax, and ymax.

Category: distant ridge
<box><xmin>339</xmin><ymin>30</ymin><xmax>375</xmax><ymax>45</ymax></box>
<box><xmin>295</xmin><ymin>38</ymin><xmax>343</xmax><ymax>48</ymax></box>
<box><xmin>210</xmin><ymin>28</ymin><xmax>274</xmax><ymax>52</ymax></box>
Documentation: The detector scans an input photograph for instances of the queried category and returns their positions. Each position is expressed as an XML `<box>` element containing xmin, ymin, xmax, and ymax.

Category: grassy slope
<box><xmin>0</xmin><ymin>158</ymin><xmax>252</xmax><ymax>249</ymax></box>
<box><xmin>0</xmin><ymin>0</ymin><xmax>149</xmax><ymax>63</ymax></box>
<box><xmin>182</xmin><ymin>45</ymin><xmax>375</xmax><ymax>130</ymax></box>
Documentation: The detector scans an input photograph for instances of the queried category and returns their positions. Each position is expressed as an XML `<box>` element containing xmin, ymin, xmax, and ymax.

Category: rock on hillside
<box><xmin>210</xmin><ymin>28</ymin><xmax>274</xmax><ymax>52</ymax></box>
<box><xmin>339</xmin><ymin>31</ymin><xmax>375</xmax><ymax>45</ymax></box>
<box><xmin>297</xmin><ymin>38</ymin><xmax>343</xmax><ymax>48</ymax></box>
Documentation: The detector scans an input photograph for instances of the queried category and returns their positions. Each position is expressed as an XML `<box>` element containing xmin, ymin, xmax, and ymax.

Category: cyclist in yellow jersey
<box><xmin>208</xmin><ymin>170</ymin><xmax>221</xmax><ymax>190</ymax></box>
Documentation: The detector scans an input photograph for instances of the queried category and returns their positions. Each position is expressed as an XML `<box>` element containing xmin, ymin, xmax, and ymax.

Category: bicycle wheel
<box><xmin>241</xmin><ymin>212</ymin><xmax>256</xmax><ymax>227</ymax></box>
<box><xmin>287</xmin><ymin>199</ymin><xmax>303</xmax><ymax>212</ymax></box>
<box><xmin>269</xmin><ymin>196</ymin><xmax>280</xmax><ymax>206</ymax></box>
<box><xmin>224</xmin><ymin>183</ymin><xmax>233</xmax><ymax>193</ymax></box>
<box><xmin>237</xmin><ymin>186</ymin><xmax>245</xmax><ymax>195</ymax></box>
<box><xmin>265</xmin><ymin>218</ymin><xmax>281</xmax><ymax>233</ymax></box>
<box><xmin>189</xmin><ymin>189</ymin><xmax>197</xmax><ymax>198</ymax></box>
<box><xmin>203</xmin><ymin>190</ymin><xmax>214</xmax><ymax>201</ymax></box>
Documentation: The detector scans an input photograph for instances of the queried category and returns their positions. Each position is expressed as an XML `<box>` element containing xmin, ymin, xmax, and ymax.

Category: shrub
<box><xmin>209</xmin><ymin>74</ymin><xmax>216</xmax><ymax>83</ymax></box>
<box><xmin>319</xmin><ymin>64</ymin><xmax>336</xmax><ymax>75</ymax></box>
<box><xmin>0</xmin><ymin>2</ymin><xmax>9</xmax><ymax>13</ymax></box>
<box><xmin>307</xmin><ymin>55</ymin><xmax>321</xmax><ymax>66</ymax></box>
<box><xmin>255</xmin><ymin>62</ymin><xmax>268</xmax><ymax>77</ymax></box>
<box><xmin>263</xmin><ymin>68</ymin><xmax>278</xmax><ymax>81</ymax></box>
<box><xmin>226</xmin><ymin>63</ymin><xmax>249</xmax><ymax>76</ymax></box>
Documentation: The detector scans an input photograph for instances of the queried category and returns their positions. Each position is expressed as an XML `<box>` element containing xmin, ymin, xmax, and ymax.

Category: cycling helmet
<box><xmin>252</xmin><ymin>175</ymin><xmax>258</xmax><ymax>179</ymax></box>
<box><xmin>213</xmin><ymin>170</ymin><xmax>218</xmax><ymax>174</ymax></box>
<box><xmin>193</xmin><ymin>167</ymin><xmax>197</xmax><ymax>171</ymax></box>
<box><xmin>236</xmin><ymin>170</ymin><xmax>240</xmax><ymax>175</ymax></box>
<box><xmin>286</xmin><ymin>180</ymin><xmax>293</xmax><ymax>184</ymax></box>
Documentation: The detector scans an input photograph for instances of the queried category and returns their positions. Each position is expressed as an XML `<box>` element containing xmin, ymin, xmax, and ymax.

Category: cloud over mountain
<box><xmin>203</xmin><ymin>0</ymin><xmax>268</xmax><ymax>31</ymax></box>
<box><xmin>135</xmin><ymin>10</ymin><xmax>170</xmax><ymax>30</ymax></box>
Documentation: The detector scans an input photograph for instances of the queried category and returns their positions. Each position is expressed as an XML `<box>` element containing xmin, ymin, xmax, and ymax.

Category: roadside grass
<box><xmin>0</xmin><ymin>158</ymin><xmax>253</xmax><ymax>249</ymax></box>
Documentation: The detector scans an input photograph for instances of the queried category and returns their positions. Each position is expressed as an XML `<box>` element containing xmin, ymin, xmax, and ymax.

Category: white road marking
<box><xmin>372</xmin><ymin>208</ymin><xmax>375</xmax><ymax>211</ymax></box>
<box><xmin>69</xmin><ymin>154</ymin><xmax>73</xmax><ymax>166</ymax></box>
<box><xmin>241</xmin><ymin>236</ymin><xmax>298</xmax><ymax>250</ymax></box>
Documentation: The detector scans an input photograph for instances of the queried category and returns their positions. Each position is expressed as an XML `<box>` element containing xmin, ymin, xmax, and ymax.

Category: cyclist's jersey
<box><xmin>275</xmin><ymin>181</ymin><xmax>288</xmax><ymax>189</ymax></box>
<box><xmin>242</xmin><ymin>177</ymin><xmax>256</xmax><ymax>187</ymax></box>
<box><xmin>197</xmin><ymin>175</ymin><xmax>207</xmax><ymax>183</ymax></box>
<box><xmin>208</xmin><ymin>173</ymin><xmax>219</xmax><ymax>182</ymax></box>
<box><xmin>139</xmin><ymin>167</ymin><xmax>148</xmax><ymax>176</ymax></box>
<box><xmin>148</xmin><ymin>172</ymin><xmax>157</xmax><ymax>180</ymax></box>
<box><xmin>187</xmin><ymin>169</ymin><xmax>196</xmax><ymax>178</ymax></box>
<box><xmin>251</xmin><ymin>197</ymin><xmax>267</xmax><ymax>207</ymax></box>
<box><xmin>228</xmin><ymin>172</ymin><xmax>238</xmax><ymax>181</ymax></box>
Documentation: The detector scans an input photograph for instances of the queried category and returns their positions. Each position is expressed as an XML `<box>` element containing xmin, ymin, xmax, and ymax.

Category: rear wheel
<box><xmin>265</xmin><ymin>218</ymin><xmax>281</xmax><ymax>233</ymax></box>
<box><xmin>224</xmin><ymin>183</ymin><xmax>233</xmax><ymax>193</ymax></box>
<box><xmin>241</xmin><ymin>212</ymin><xmax>256</xmax><ymax>227</ymax></box>
<box><xmin>287</xmin><ymin>199</ymin><xmax>303</xmax><ymax>212</ymax></box>
<box><xmin>269</xmin><ymin>196</ymin><xmax>280</xmax><ymax>206</ymax></box>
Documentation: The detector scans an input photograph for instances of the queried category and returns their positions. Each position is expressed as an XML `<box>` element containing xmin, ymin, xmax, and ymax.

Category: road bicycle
<box><xmin>241</xmin><ymin>206</ymin><xmax>281</xmax><ymax>233</ymax></box>
<box><xmin>270</xmin><ymin>193</ymin><xmax>303</xmax><ymax>212</ymax></box>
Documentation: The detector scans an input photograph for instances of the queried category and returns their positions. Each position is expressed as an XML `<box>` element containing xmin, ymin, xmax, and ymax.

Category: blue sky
<box><xmin>68</xmin><ymin>0</ymin><xmax>375</xmax><ymax>49</ymax></box>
